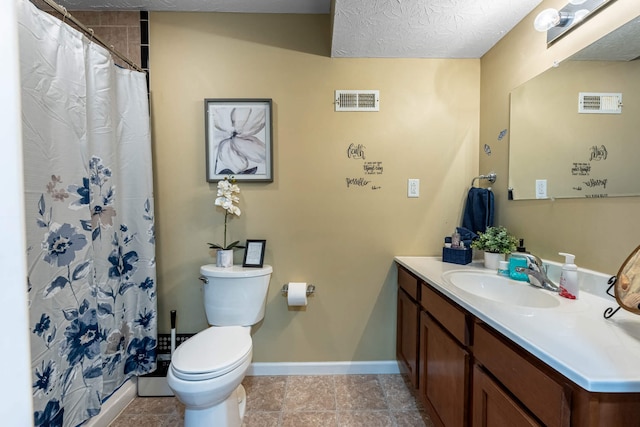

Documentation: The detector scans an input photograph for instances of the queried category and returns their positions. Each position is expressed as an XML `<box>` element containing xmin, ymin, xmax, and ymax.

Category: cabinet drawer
<box><xmin>398</xmin><ymin>265</ymin><xmax>419</xmax><ymax>301</ymax></box>
<box><xmin>474</xmin><ymin>323</ymin><xmax>570</xmax><ymax>427</ymax></box>
<box><xmin>421</xmin><ymin>284</ymin><xmax>469</xmax><ymax>345</ymax></box>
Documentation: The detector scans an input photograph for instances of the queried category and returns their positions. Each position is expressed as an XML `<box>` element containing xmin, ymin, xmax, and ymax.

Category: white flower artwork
<box><xmin>205</xmin><ymin>99</ymin><xmax>273</xmax><ymax>182</ymax></box>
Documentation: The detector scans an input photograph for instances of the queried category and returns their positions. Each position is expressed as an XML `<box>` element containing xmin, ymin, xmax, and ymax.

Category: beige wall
<box><xmin>480</xmin><ymin>0</ymin><xmax>640</xmax><ymax>274</ymax></box>
<box><xmin>149</xmin><ymin>12</ymin><xmax>480</xmax><ymax>361</ymax></box>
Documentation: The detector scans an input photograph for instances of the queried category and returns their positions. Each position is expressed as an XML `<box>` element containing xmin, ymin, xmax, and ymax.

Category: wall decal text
<box><xmin>363</xmin><ymin>162</ymin><xmax>383</xmax><ymax>175</ymax></box>
<box><xmin>571</xmin><ymin>163</ymin><xmax>591</xmax><ymax>176</ymax></box>
<box><xmin>590</xmin><ymin>145</ymin><xmax>608</xmax><ymax>161</ymax></box>
<box><xmin>345</xmin><ymin>143</ymin><xmax>383</xmax><ymax>190</ymax></box>
<box><xmin>347</xmin><ymin>143</ymin><xmax>366</xmax><ymax>160</ymax></box>
<box><xmin>346</xmin><ymin>178</ymin><xmax>371</xmax><ymax>188</ymax></box>
<box><xmin>583</xmin><ymin>178</ymin><xmax>608</xmax><ymax>189</ymax></box>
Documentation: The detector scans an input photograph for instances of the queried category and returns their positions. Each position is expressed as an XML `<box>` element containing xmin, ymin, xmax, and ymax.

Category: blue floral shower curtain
<box><xmin>18</xmin><ymin>1</ymin><xmax>157</xmax><ymax>426</ymax></box>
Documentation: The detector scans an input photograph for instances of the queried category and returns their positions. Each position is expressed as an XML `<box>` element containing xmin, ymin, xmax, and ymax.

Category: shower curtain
<box><xmin>18</xmin><ymin>1</ymin><xmax>157</xmax><ymax>426</ymax></box>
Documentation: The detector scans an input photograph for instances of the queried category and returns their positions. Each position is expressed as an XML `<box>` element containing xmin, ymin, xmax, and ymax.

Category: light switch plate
<box><xmin>408</xmin><ymin>179</ymin><xmax>420</xmax><ymax>198</ymax></box>
<box><xmin>536</xmin><ymin>179</ymin><xmax>547</xmax><ymax>199</ymax></box>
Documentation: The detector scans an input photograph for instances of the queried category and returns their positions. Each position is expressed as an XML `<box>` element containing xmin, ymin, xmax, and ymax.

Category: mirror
<box><xmin>615</xmin><ymin>244</ymin><xmax>640</xmax><ymax>315</ymax></box>
<box><xmin>508</xmin><ymin>16</ymin><xmax>640</xmax><ymax>200</ymax></box>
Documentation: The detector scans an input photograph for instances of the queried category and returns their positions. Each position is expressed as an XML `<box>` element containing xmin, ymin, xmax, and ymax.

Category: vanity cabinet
<box><xmin>396</xmin><ymin>263</ymin><xmax>640</xmax><ymax>427</ymax></box>
<box><xmin>420</xmin><ymin>284</ymin><xmax>471</xmax><ymax>427</ymax></box>
<box><xmin>396</xmin><ymin>267</ymin><xmax>420</xmax><ymax>387</ymax></box>
<box><xmin>396</xmin><ymin>264</ymin><xmax>473</xmax><ymax>427</ymax></box>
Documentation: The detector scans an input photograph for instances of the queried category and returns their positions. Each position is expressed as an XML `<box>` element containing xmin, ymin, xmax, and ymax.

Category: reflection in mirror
<box><xmin>508</xmin><ymin>16</ymin><xmax>640</xmax><ymax>200</ymax></box>
<box><xmin>615</xmin><ymin>244</ymin><xmax>640</xmax><ymax>315</ymax></box>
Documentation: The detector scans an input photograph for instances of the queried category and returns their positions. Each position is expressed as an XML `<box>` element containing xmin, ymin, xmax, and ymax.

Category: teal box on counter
<box><xmin>442</xmin><ymin>247</ymin><xmax>472</xmax><ymax>265</ymax></box>
<box><xmin>509</xmin><ymin>257</ymin><xmax>529</xmax><ymax>281</ymax></box>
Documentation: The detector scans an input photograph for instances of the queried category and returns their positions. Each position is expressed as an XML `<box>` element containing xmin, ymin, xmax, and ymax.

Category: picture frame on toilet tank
<box><xmin>243</xmin><ymin>239</ymin><xmax>266</xmax><ymax>267</ymax></box>
<box><xmin>205</xmin><ymin>98</ymin><xmax>273</xmax><ymax>182</ymax></box>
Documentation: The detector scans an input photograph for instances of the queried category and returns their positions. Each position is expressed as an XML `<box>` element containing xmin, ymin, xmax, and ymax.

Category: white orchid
<box><xmin>214</xmin><ymin>179</ymin><xmax>241</xmax><ymax>216</ymax></box>
<box><xmin>208</xmin><ymin>177</ymin><xmax>245</xmax><ymax>250</ymax></box>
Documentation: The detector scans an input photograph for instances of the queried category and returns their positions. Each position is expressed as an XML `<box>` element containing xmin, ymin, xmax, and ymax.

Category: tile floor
<box><xmin>109</xmin><ymin>374</ymin><xmax>434</xmax><ymax>427</ymax></box>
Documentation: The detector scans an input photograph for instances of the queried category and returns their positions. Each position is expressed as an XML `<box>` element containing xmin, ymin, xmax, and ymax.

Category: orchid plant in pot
<box><xmin>471</xmin><ymin>226</ymin><xmax>518</xmax><ymax>270</ymax></box>
<box><xmin>207</xmin><ymin>177</ymin><xmax>245</xmax><ymax>267</ymax></box>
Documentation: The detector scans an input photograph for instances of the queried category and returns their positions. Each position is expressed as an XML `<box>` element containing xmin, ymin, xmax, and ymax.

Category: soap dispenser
<box><xmin>516</xmin><ymin>239</ymin><xmax>528</xmax><ymax>253</ymax></box>
<box><xmin>559</xmin><ymin>252</ymin><xmax>578</xmax><ymax>300</ymax></box>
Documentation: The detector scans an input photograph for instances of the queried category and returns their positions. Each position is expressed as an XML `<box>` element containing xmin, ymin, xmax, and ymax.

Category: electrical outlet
<box><xmin>536</xmin><ymin>179</ymin><xmax>547</xmax><ymax>199</ymax></box>
<box><xmin>408</xmin><ymin>179</ymin><xmax>420</xmax><ymax>198</ymax></box>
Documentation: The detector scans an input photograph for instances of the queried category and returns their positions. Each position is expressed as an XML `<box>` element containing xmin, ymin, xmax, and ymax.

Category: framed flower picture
<box><xmin>205</xmin><ymin>98</ymin><xmax>273</xmax><ymax>182</ymax></box>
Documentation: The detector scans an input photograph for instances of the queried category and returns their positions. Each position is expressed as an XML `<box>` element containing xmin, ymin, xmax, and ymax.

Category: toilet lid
<box><xmin>170</xmin><ymin>326</ymin><xmax>252</xmax><ymax>381</ymax></box>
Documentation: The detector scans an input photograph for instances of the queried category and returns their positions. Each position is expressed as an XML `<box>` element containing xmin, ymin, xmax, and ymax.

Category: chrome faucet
<box><xmin>511</xmin><ymin>253</ymin><xmax>559</xmax><ymax>292</ymax></box>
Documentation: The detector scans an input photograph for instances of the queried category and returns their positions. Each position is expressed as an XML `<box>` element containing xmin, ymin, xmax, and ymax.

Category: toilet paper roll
<box><xmin>287</xmin><ymin>282</ymin><xmax>308</xmax><ymax>306</ymax></box>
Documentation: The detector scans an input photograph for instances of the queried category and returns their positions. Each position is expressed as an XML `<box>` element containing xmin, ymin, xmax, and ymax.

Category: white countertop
<box><xmin>394</xmin><ymin>256</ymin><xmax>640</xmax><ymax>393</ymax></box>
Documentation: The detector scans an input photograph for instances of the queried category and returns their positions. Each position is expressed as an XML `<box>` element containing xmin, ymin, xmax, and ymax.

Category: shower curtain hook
<box><xmin>61</xmin><ymin>6</ymin><xmax>68</xmax><ymax>23</ymax></box>
<box><xmin>88</xmin><ymin>28</ymin><xmax>95</xmax><ymax>40</ymax></box>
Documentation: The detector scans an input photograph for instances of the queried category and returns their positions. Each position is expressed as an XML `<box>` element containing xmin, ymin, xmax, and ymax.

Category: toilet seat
<box><xmin>170</xmin><ymin>326</ymin><xmax>252</xmax><ymax>381</ymax></box>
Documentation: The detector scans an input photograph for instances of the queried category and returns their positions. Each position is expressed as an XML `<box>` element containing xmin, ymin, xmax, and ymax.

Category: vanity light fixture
<box><xmin>534</xmin><ymin>8</ymin><xmax>572</xmax><ymax>32</ymax></box>
<box><xmin>534</xmin><ymin>0</ymin><xmax>616</xmax><ymax>45</ymax></box>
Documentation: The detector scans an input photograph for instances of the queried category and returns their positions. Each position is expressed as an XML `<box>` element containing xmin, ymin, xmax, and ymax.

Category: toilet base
<box><xmin>184</xmin><ymin>384</ymin><xmax>246</xmax><ymax>427</ymax></box>
<box><xmin>237</xmin><ymin>383</ymin><xmax>247</xmax><ymax>418</ymax></box>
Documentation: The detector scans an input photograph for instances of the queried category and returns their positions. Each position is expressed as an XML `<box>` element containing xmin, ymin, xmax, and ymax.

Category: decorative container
<box><xmin>443</xmin><ymin>247</ymin><xmax>472</xmax><ymax>265</ymax></box>
<box><xmin>216</xmin><ymin>249</ymin><xmax>233</xmax><ymax>268</ymax></box>
<box><xmin>484</xmin><ymin>251</ymin><xmax>505</xmax><ymax>270</ymax></box>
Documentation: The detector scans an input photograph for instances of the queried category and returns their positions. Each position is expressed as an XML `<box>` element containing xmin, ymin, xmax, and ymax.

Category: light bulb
<box><xmin>573</xmin><ymin>9</ymin><xmax>589</xmax><ymax>24</ymax></box>
<box><xmin>534</xmin><ymin>8</ymin><xmax>560</xmax><ymax>32</ymax></box>
<box><xmin>568</xmin><ymin>0</ymin><xmax>588</xmax><ymax>4</ymax></box>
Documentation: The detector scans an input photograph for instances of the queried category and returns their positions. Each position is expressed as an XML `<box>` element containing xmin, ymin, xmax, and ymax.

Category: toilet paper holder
<box><xmin>281</xmin><ymin>283</ymin><xmax>315</xmax><ymax>296</ymax></box>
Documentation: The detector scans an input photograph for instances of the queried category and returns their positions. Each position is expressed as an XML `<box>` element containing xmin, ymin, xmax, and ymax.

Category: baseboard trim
<box><xmin>247</xmin><ymin>360</ymin><xmax>401</xmax><ymax>376</ymax></box>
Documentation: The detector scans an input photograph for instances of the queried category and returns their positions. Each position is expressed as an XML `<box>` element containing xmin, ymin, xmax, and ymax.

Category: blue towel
<box><xmin>461</xmin><ymin>188</ymin><xmax>494</xmax><ymax>234</ymax></box>
<box><xmin>456</xmin><ymin>226</ymin><xmax>478</xmax><ymax>249</ymax></box>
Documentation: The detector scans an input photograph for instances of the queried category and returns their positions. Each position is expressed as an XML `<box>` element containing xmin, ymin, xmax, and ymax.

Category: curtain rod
<box><xmin>38</xmin><ymin>0</ymin><xmax>145</xmax><ymax>73</ymax></box>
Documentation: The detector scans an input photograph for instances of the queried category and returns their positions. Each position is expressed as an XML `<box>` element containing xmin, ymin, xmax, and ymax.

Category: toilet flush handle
<box><xmin>198</xmin><ymin>275</ymin><xmax>208</xmax><ymax>284</ymax></box>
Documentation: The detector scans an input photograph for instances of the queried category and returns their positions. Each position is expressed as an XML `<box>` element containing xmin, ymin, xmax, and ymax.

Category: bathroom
<box><xmin>3</xmin><ymin>0</ymin><xmax>640</xmax><ymax>425</ymax></box>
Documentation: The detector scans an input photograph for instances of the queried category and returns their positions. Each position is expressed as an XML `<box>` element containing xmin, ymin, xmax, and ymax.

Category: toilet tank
<box><xmin>200</xmin><ymin>264</ymin><xmax>272</xmax><ymax>326</ymax></box>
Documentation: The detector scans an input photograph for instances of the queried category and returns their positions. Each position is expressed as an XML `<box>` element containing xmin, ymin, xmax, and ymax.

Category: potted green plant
<box><xmin>207</xmin><ymin>177</ymin><xmax>245</xmax><ymax>267</ymax></box>
<box><xmin>471</xmin><ymin>226</ymin><xmax>518</xmax><ymax>269</ymax></box>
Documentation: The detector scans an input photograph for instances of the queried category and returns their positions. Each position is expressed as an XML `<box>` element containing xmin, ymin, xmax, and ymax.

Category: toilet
<box><xmin>167</xmin><ymin>264</ymin><xmax>272</xmax><ymax>427</ymax></box>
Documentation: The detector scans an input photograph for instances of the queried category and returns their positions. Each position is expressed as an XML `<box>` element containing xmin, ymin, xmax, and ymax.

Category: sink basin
<box><xmin>442</xmin><ymin>270</ymin><xmax>560</xmax><ymax>308</ymax></box>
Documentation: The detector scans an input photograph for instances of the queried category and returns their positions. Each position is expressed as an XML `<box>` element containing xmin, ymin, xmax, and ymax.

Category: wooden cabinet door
<box><xmin>418</xmin><ymin>311</ymin><xmax>429</xmax><ymax>408</ymax></box>
<box><xmin>474</xmin><ymin>323</ymin><xmax>570</xmax><ymax>427</ymax></box>
<box><xmin>397</xmin><ymin>288</ymin><xmax>419</xmax><ymax>387</ymax></box>
<box><xmin>423</xmin><ymin>313</ymin><xmax>469</xmax><ymax>427</ymax></box>
<box><xmin>472</xmin><ymin>365</ymin><xmax>541</xmax><ymax>427</ymax></box>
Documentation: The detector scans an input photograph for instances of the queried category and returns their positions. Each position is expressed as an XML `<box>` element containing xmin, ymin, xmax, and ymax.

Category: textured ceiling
<box><xmin>331</xmin><ymin>0</ymin><xmax>542</xmax><ymax>58</ymax></box>
<box><xmin>56</xmin><ymin>0</ymin><xmax>544</xmax><ymax>58</ymax></box>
